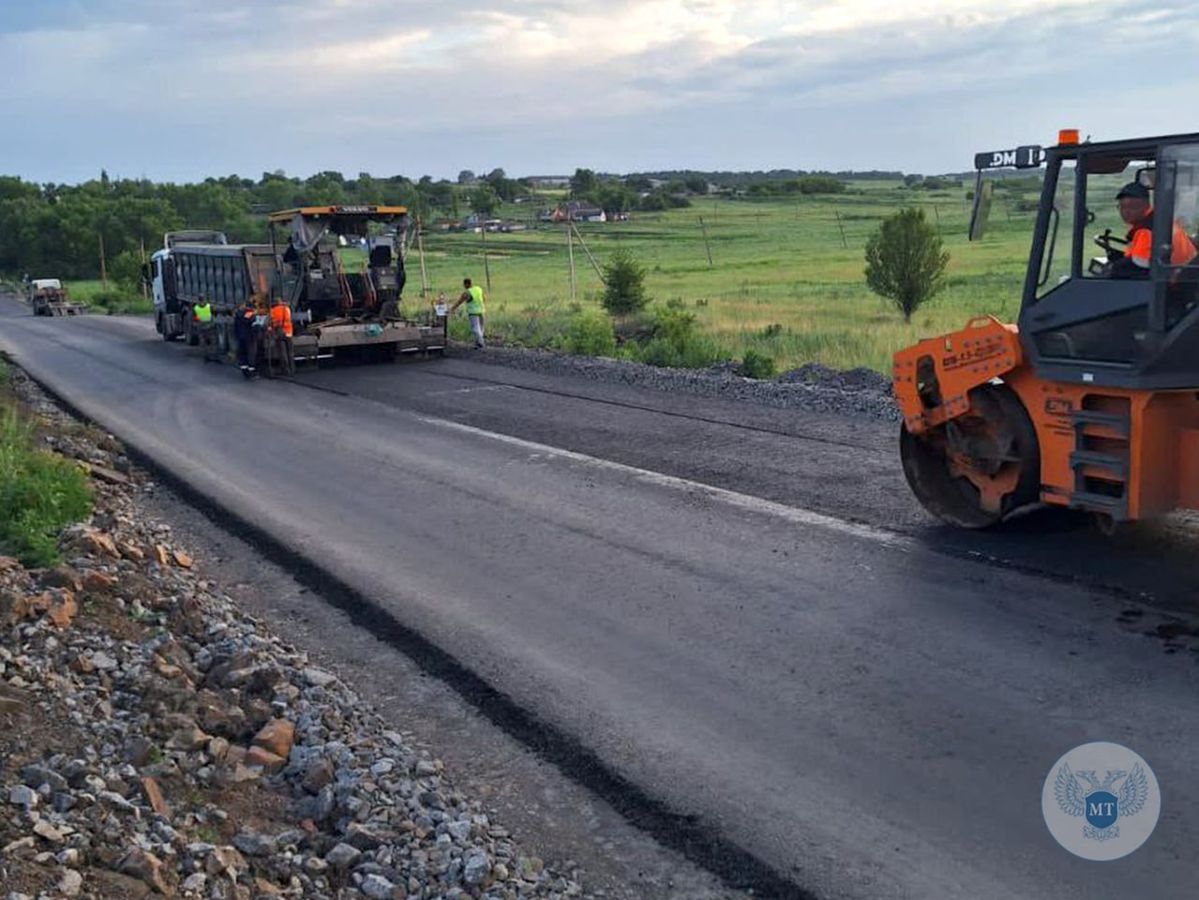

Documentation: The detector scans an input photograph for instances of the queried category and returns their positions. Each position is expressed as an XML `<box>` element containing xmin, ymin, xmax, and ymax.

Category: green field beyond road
<box><xmin>410</xmin><ymin>180</ymin><xmax>1038</xmax><ymax>373</ymax></box>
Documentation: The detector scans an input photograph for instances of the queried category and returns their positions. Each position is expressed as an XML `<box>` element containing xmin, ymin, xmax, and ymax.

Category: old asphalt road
<box><xmin>2</xmin><ymin>297</ymin><xmax>1197</xmax><ymax>900</ymax></box>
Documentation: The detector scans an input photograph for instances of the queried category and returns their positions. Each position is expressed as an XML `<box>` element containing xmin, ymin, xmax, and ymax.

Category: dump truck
<box><xmin>148</xmin><ymin>207</ymin><xmax>444</xmax><ymax>368</ymax></box>
<box><xmin>27</xmin><ymin>278</ymin><xmax>84</xmax><ymax>316</ymax></box>
<box><xmin>149</xmin><ymin>230</ymin><xmax>269</xmax><ymax>346</ymax></box>
<box><xmin>893</xmin><ymin>129</ymin><xmax>1199</xmax><ymax>530</ymax></box>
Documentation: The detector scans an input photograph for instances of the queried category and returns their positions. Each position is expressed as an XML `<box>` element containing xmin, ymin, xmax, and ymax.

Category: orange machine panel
<box><xmin>1180</xmin><ymin>429</ymin><xmax>1199</xmax><ymax>511</ymax></box>
<box><xmin>893</xmin><ymin>316</ymin><xmax>1022</xmax><ymax>434</ymax></box>
<box><xmin>1006</xmin><ymin>371</ymin><xmax>1199</xmax><ymax>520</ymax></box>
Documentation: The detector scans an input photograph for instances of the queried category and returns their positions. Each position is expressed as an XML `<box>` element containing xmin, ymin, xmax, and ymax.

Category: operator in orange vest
<box><xmin>269</xmin><ymin>296</ymin><xmax>295</xmax><ymax>376</ymax></box>
<box><xmin>1111</xmin><ymin>181</ymin><xmax>1197</xmax><ymax>278</ymax></box>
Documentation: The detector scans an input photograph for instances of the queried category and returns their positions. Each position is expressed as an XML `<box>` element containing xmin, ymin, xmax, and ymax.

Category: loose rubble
<box><xmin>1</xmin><ymin>366</ymin><xmax>583</xmax><ymax>898</ymax></box>
<box><xmin>454</xmin><ymin>344</ymin><xmax>900</xmax><ymax>422</ymax></box>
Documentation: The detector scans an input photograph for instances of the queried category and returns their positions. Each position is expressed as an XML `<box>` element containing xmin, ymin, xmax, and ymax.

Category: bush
<box><xmin>601</xmin><ymin>248</ymin><xmax>650</xmax><ymax>316</ymax></box>
<box><xmin>107</xmin><ymin>249</ymin><xmax>145</xmax><ymax>293</ymax></box>
<box><xmin>797</xmin><ymin>175</ymin><xmax>846</xmax><ymax>195</ymax></box>
<box><xmin>563</xmin><ymin>308</ymin><xmax>616</xmax><ymax>356</ymax></box>
<box><xmin>864</xmin><ymin>207</ymin><xmax>949</xmax><ymax>322</ymax></box>
<box><xmin>88</xmin><ymin>288</ymin><xmax>152</xmax><ymax>315</ymax></box>
<box><xmin>632</xmin><ymin>304</ymin><xmax>728</xmax><ymax>368</ymax></box>
<box><xmin>739</xmin><ymin>349</ymin><xmax>777</xmax><ymax>379</ymax></box>
<box><xmin>0</xmin><ymin>409</ymin><xmax>92</xmax><ymax>567</ymax></box>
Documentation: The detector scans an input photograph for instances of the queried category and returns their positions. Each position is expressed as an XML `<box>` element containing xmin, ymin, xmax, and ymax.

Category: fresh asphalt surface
<box><xmin>2</xmin><ymin>297</ymin><xmax>1197</xmax><ymax>900</ymax></box>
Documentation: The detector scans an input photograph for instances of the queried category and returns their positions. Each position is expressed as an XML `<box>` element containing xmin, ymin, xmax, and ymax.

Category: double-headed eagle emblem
<box><xmin>1054</xmin><ymin>761</ymin><xmax>1150</xmax><ymax>841</ymax></box>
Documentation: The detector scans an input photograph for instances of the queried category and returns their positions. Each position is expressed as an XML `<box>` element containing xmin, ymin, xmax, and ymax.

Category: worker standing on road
<box><xmin>193</xmin><ymin>296</ymin><xmax>216</xmax><ymax>362</ymax></box>
<box><xmin>450</xmin><ymin>278</ymin><xmax>486</xmax><ymax>349</ymax></box>
<box><xmin>269</xmin><ymin>296</ymin><xmax>295</xmax><ymax>376</ymax></box>
<box><xmin>234</xmin><ymin>299</ymin><xmax>260</xmax><ymax>379</ymax></box>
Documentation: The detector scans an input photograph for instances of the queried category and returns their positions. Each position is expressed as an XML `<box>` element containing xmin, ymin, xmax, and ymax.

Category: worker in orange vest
<box><xmin>1112</xmin><ymin>182</ymin><xmax>1197</xmax><ymax>277</ymax></box>
<box><xmin>269</xmin><ymin>296</ymin><xmax>295</xmax><ymax>376</ymax></box>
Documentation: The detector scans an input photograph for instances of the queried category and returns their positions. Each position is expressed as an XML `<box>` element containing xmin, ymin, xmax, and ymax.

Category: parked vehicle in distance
<box><xmin>26</xmin><ymin>278</ymin><xmax>84</xmax><ymax>317</ymax></box>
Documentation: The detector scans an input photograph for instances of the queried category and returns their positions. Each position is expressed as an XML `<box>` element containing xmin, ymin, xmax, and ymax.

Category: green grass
<box><xmin>0</xmin><ymin>362</ymin><xmax>93</xmax><ymax>567</ymax></box>
<box><xmin>67</xmin><ymin>280</ymin><xmax>153</xmax><ymax>315</ymax></box>
<box><xmin>413</xmin><ymin>180</ymin><xmax>1039</xmax><ymax>372</ymax></box>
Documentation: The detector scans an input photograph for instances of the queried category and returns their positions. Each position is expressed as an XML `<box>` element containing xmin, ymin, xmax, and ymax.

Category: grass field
<box><xmin>407</xmin><ymin>180</ymin><xmax>1040</xmax><ymax>373</ymax></box>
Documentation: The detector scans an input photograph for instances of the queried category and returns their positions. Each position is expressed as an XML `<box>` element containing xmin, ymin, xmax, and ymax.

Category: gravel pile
<box><xmin>1</xmin><ymin>370</ymin><xmax>582</xmax><ymax>899</ymax></box>
<box><xmin>457</xmin><ymin>345</ymin><xmax>901</xmax><ymax>422</ymax></box>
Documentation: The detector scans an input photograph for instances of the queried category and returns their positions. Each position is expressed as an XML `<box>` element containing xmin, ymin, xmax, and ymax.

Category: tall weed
<box><xmin>0</xmin><ymin>409</ymin><xmax>93</xmax><ymax>567</ymax></box>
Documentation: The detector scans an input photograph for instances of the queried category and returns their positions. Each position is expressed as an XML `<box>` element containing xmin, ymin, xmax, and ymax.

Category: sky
<box><xmin>2</xmin><ymin>0</ymin><xmax>1197</xmax><ymax>184</ymax></box>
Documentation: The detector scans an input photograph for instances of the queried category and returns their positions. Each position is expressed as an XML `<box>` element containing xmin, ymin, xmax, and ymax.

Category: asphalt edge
<box><xmin>4</xmin><ymin>351</ymin><xmax>820</xmax><ymax>900</ymax></box>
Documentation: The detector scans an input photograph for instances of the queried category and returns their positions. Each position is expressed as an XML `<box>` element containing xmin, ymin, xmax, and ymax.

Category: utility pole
<box><xmin>834</xmin><ymin>211</ymin><xmax>848</xmax><ymax>249</ymax></box>
<box><xmin>480</xmin><ymin>222</ymin><xmax>491</xmax><ymax>292</ymax></box>
<box><xmin>99</xmin><ymin>233</ymin><xmax>108</xmax><ymax>288</ymax></box>
<box><xmin>570</xmin><ymin>221</ymin><xmax>605</xmax><ymax>283</ymax></box>
<box><xmin>566</xmin><ymin>220</ymin><xmax>577</xmax><ymax>300</ymax></box>
<box><xmin>139</xmin><ymin>238</ymin><xmax>148</xmax><ymax>303</ymax></box>
<box><xmin>416</xmin><ymin>217</ymin><xmax>430</xmax><ymax>299</ymax></box>
<box><xmin>698</xmin><ymin>216</ymin><xmax>714</xmax><ymax>268</ymax></box>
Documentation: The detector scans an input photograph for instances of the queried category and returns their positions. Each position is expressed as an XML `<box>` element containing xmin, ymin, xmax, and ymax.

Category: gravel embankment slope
<box><xmin>459</xmin><ymin>344</ymin><xmax>900</xmax><ymax>422</ymax></box>
<box><xmin>1</xmin><ymin>368</ymin><xmax>582</xmax><ymax>900</ymax></box>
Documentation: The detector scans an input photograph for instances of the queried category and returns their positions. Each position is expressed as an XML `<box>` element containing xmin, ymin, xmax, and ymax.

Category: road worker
<box><xmin>233</xmin><ymin>298</ymin><xmax>261</xmax><ymax>379</ymax></box>
<box><xmin>193</xmin><ymin>296</ymin><xmax>216</xmax><ymax>362</ymax></box>
<box><xmin>450</xmin><ymin>277</ymin><xmax>486</xmax><ymax>349</ymax></box>
<box><xmin>269</xmin><ymin>296</ymin><xmax>295</xmax><ymax>375</ymax></box>
<box><xmin>1110</xmin><ymin>182</ymin><xmax>1197</xmax><ymax>278</ymax></box>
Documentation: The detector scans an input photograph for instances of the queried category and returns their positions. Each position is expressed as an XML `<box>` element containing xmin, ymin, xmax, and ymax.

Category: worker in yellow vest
<box><xmin>450</xmin><ymin>278</ymin><xmax>486</xmax><ymax>349</ymax></box>
<box><xmin>193</xmin><ymin>296</ymin><xmax>216</xmax><ymax>362</ymax></box>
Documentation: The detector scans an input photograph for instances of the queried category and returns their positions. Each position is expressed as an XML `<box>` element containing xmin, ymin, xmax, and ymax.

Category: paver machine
<box><xmin>893</xmin><ymin>130</ymin><xmax>1199</xmax><ymax>529</ymax></box>
<box><xmin>267</xmin><ymin>205</ymin><xmax>446</xmax><ymax>363</ymax></box>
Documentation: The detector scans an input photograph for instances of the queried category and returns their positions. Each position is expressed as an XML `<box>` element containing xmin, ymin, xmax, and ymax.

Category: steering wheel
<box><xmin>1093</xmin><ymin>228</ymin><xmax>1127</xmax><ymax>259</ymax></box>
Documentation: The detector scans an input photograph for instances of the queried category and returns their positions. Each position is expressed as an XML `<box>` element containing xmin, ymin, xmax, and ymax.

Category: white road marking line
<box><xmin>417</xmin><ymin>415</ymin><xmax>911</xmax><ymax>548</ymax></box>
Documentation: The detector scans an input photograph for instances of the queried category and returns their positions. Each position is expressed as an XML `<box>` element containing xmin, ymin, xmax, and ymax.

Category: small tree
<box><xmin>468</xmin><ymin>185</ymin><xmax>500</xmax><ymax>217</ymax></box>
<box><xmin>864</xmin><ymin>207</ymin><xmax>949</xmax><ymax>323</ymax></box>
<box><xmin>601</xmin><ymin>248</ymin><xmax>649</xmax><ymax>315</ymax></box>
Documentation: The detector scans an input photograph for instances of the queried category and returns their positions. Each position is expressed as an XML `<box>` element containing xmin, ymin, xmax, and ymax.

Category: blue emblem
<box><xmin>1055</xmin><ymin>761</ymin><xmax>1149</xmax><ymax>842</ymax></box>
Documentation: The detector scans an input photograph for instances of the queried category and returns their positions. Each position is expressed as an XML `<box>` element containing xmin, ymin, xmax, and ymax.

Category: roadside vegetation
<box><xmin>0</xmin><ymin>360</ymin><xmax>93</xmax><ymax>566</ymax></box>
<box><xmin>2</xmin><ymin>168</ymin><xmax>1040</xmax><ymax>372</ymax></box>
<box><xmin>65</xmin><ymin>280</ymin><xmax>152</xmax><ymax>315</ymax></box>
<box><xmin>422</xmin><ymin>179</ymin><xmax>1034</xmax><ymax>373</ymax></box>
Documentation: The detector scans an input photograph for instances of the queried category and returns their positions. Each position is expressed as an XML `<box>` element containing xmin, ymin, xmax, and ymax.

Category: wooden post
<box><xmin>570</xmin><ymin>221</ymin><xmax>605</xmax><ymax>283</ymax></box>
<box><xmin>566</xmin><ymin>220</ymin><xmax>577</xmax><ymax>300</ymax></box>
<box><xmin>480</xmin><ymin>223</ymin><xmax>492</xmax><ymax>293</ymax></box>
<box><xmin>99</xmin><ymin>233</ymin><xmax>108</xmax><ymax>288</ymax></box>
<box><xmin>416</xmin><ymin>217</ymin><xmax>430</xmax><ymax>299</ymax></box>
<box><xmin>834</xmin><ymin>211</ymin><xmax>848</xmax><ymax>249</ymax></box>
<box><xmin>698</xmin><ymin>216</ymin><xmax>714</xmax><ymax>268</ymax></box>
<box><xmin>139</xmin><ymin>238</ymin><xmax>148</xmax><ymax>303</ymax></box>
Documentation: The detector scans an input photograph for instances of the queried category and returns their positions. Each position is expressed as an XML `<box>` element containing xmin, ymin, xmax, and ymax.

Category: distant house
<box><xmin>527</xmin><ymin>175</ymin><xmax>571</xmax><ymax>189</ymax></box>
<box><xmin>540</xmin><ymin>202</ymin><xmax>607</xmax><ymax>223</ymax></box>
<box><xmin>568</xmin><ymin>201</ymin><xmax>606</xmax><ymax>223</ymax></box>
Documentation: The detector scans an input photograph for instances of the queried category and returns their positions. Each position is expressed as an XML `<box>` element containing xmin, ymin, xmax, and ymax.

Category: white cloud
<box><xmin>3</xmin><ymin>0</ymin><xmax>1198</xmax><ymax>181</ymax></box>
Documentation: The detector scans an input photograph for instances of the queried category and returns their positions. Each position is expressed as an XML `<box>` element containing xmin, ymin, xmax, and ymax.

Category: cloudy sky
<box><xmin>3</xmin><ymin>0</ymin><xmax>1196</xmax><ymax>184</ymax></box>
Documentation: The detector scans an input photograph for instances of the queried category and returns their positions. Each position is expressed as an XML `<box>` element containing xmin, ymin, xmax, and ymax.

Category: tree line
<box><xmin>0</xmin><ymin>165</ymin><xmax>855</xmax><ymax>281</ymax></box>
<box><xmin>0</xmin><ymin>169</ymin><xmax>472</xmax><ymax>280</ymax></box>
